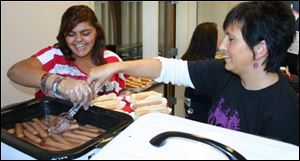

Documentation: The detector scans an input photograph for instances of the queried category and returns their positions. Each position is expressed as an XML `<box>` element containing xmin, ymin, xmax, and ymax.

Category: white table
<box><xmin>90</xmin><ymin>113</ymin><xmax>299</xmax><ymax>160</ymax></box>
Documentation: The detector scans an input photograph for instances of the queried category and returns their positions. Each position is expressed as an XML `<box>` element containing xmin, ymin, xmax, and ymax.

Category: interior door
<box><xmin>159</xmin><ymin>1</ymin><xmax>177</xmax><ymax>115</ymax></box>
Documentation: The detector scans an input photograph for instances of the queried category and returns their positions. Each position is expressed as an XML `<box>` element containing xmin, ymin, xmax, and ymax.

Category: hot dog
<box><xmin>63</xmin><ymin>136</ymin><xmax>86</xmax><ymax>145</ymax></box>
<box><xmin>134</xmin><ymin>104</ymin><xmax>169</xmax><ymax>117</ymax></box>
<box><xmin>132</xmin><ymin>98</ymin><xmax>166</xmax><ymax>109</ymax></box>
<box><xmin>24</xmin><ymin>137</ymin><xmax>60</xmax><ymax>151</ymax></box>
<box><xmin>73</xmin><ymin>130</ymin><xmax>99</xmax><ymax>138</ymax></box>
<box><xmin>125</xmin><ymin>82</ymin><xmax>140</xmax><ymax>89</ymax></box>
<box><xmin>93</xmin><ymin>93</ymin><xmax>117</xmax><ymax>103</ymax></box>
<box><xmin>93</xmin><ymin>100</ymin><xmax>121</xmax><ymax>110</ymax></box>
<box><xmin>22</xmin><ymin>122</ymin><xmax>38</xmax><ymax>135</ymax></box>
<box><xmin>31</xmin><ymin>122</ymin><xmax>48</xmax><ymax>138</ymax></box>
<box><xmin>127</xmin><ymin>76</ymin><xmax>139</xmax><ymax>82</ymax></box>
<box><xmin>6</xmin><ymin>128</ymin><xmax>15</xmax><ymax>135</ymax></box>
<box><xmin>44</xmin><ymin>138</ymin><xmax>73</xmax><ymax>150</ymax></box>
<box><xmin>62</xmin><ymin>131</ymin><xmax>92</xmax><ymax>142</ymax></box>
<box><xmin>85</xmin><ymin>124</ymin><xmax>106</xmax><ymax>132</ymax></box>
<box><xmin>50</xmin><ymin>133</ymin><xmax>74</xmax><ymax>147</ymax></box>
<box><xmin>130</xmin><ymin>91</ymin><xmax>163</xmax><ymax>102</ymax></box>
<box><xmin>138</xmin><ymin>77</ymin><xmax>153</xmax><ymax>83</ymax></box>
<box><xmin>79</xmin><ymin>125</ymin><xmax>103</xmax><ymax>133</ymax></box>
<box><xmin>32</xmin><ymin>118</ymin><xmax>48</xmax><ymax>130</ymax></box>
<box><xmin>23</xmin><ymin>129</ymin><xmax>43</xmax><ymax>144</ymax></box>
<box><xmin>125</xmin><ymin>80</ymin><xmax>144</xmax><ymax>88</ymax></box>
<box><xmin>130</xmin><ymin>91</ymin><xmax>170</xmax><ymax>118</ymax></box>
<box><xmin>15</xmin><ymin>123</ymin><xmax>24</xmax><ymax>138</ymax></box>
<box><xmin>68</xmin><ymin>123</ymin><xmax>80</xmax><ymax>130</ymax></box>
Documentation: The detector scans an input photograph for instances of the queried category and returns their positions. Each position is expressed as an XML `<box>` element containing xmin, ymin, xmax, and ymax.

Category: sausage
<box><xmin>22</xmin><ymin>122</ymin><xmax>38</xmax><ymax>135</ymax></box>
<box><xmin>23</xmin><ymin>129</ymin><xmax>42</xmax><ymax>144</ymax></box>
<box><xmin>68</xmin><ymin>123</ymin><xmax>79</xmax><ymax>130</ymax></box>
<box><xmin>23</xmin><ymin>138</ymin><xmax>44</xmax><ymax>149</ymax></box>
<box><xmin>126</xmin><ymin>83</ymin><xmax>140</xmax><ymax>89</ymax></box>
<box><xmin>79</xmin><ymin>126</ymin><xmax>100</xmax><ymax>133</ymax></box>
<box><xmin>63</xmin><ymin>136</ymin><xmax>85</xmax><ymax>145</ymax></box>
<box><xmin>15</xmin><ymin>123</ymin><xmax>24</xmax><ymax>138</ymax></box>
<box><xmin>62</xmin><ymin>131</ymin><xmax>92</xmax><ymax>142</ymax></box>
<box><xmin>24</xmin><ymin>138</ymin><xmax>61</xmax><ymax>151</ymax></box>
<box><xmin>31</xmin><ymin>122</ymin><xmax>48</xmax><ymax>138</ymax></box>
<box><xmin>32</xmin><ymin>118</ymin><xmax>48</xmax><ymax>130</ymax></box>
<box><xmin>73</xmin><ymin>130</ymin><xmax>99</xmax><ymax>138</ymax></box>
<box><xmin>44</xmin><ymin>138</ymin><xmax>73</xmax><ymax>150</ymax></box>
<box><xmin>40</xmin><ymin>145</ymin><xmax>61</xmax><ymax>151</ymax></box>
<box><xmin>85</xmin><ymin>124</ymin><xmax>106</xmax><ymax>132</ymax></box>
<box><xmin>139</xmin><ymin>77</ymin><xmax>152</xmax><ymax>83</ymax></box>
<box><xmin>50</xmin><ymin>133</ymin><xmax>74</xmax><ymax>147</ymax></box>
<box><xmin>6</xmin><ymin>128</ymin><xmax>15</xmax><ymax>134</ymax></box>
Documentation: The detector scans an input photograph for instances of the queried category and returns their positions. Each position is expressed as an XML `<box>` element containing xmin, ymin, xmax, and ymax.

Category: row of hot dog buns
<box><xmin>92</xmin><ymin>91</ymin><xmax>170</xmax><ymax>118</ymax></box>
<box><xmin>130</xmin><ymin>91</ymin><xmax>169</xmax><ymax>118</ymax></box>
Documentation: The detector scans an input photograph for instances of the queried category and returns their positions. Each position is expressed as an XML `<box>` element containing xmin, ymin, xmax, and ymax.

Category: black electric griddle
<box><xmin>1</xmin><ymin>97</ymin><xmax>133</xmax><ymax>160</ymax></box>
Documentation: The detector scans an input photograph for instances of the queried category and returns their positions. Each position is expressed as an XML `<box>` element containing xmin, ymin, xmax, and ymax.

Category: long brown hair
<box><xmin>54</xmin><ymin>5</ymin><xmax>106</xmax><ymax>66</ymax></box>
<box><xmin>181</xmin><ymin>22</ymin><xmax>218</xmax><ymax>61</ymax></box>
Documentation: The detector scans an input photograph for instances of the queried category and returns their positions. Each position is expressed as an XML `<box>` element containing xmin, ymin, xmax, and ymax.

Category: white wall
<box><xmin>1</xmin><ymin>1</ymin><xmax>94</xmax><ymax>107</ymax></box>
<box><xmin>142</xmin><ymin>1</ymin><xmax>159</xmax><ymax>58</ymax></box>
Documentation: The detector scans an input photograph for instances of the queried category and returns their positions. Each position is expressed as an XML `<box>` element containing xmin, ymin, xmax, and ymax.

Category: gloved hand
<box><xmin>87</xmin><ymin>63</ymin><xmax>117</xmax><ymax>92</ymax></box>
<box><xmin>43</xmin><ymin>75</ymin><xmax>93</xmax><ymax>110</ymax></box>
<box><xmin>57</xmin><ymin>78</ymin><xmax>93</xmax><ymax>110</ymax></box>
<box><xmin>90</xmin><ymin>81</ymin><xmax>116</xmax><ymax>96</ymax></box>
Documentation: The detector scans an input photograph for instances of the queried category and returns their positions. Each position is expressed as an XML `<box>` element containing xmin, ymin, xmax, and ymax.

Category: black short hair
<box><xmin>223</xmin><ymin>1</ymin><xmax>296</xmax><ymax>72</ymax></box>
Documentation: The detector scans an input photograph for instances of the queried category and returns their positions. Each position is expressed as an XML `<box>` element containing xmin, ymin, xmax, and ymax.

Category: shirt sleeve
<box><xmin>154</xmin><ymin>57</ymin><xmax>195</xmax><ymax>88</ymax></box>
<box><xmin>31</xmin><ymin>46</ymin><xmax>62</xmax><ymax>72</ymax></box>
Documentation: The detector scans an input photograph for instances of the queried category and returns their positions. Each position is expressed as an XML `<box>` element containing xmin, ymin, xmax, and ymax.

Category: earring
<box><xmin>253</xmin><ymin>62</ymin><xmax>258</xmax><ymax>69</ymax></box>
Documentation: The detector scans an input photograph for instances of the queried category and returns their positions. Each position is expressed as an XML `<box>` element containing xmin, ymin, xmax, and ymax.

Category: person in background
<box><xmin>7</xmin><ymin>5</ymin><xmax>126</xmax><ymax>110</ymax></box>
<box><xmin>88</xmin><ymin>1</ymin><xmax>299</xmax><ymax>145</ymax></box>
<box><xmin>181</xmin><ymin>22</ymin><xmax>222</xmax><ymax>123</ymax></box>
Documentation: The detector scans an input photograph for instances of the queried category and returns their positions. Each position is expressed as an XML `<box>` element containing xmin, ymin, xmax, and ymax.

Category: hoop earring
<box><xmin>253</xmin><ymin>62</ymin><xmax>258</xmax><ymax>69</ymax></box>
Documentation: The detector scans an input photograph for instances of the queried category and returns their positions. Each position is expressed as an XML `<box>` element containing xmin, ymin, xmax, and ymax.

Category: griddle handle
<box><xmin>150</xmin><ymin>131</ymin><xmax>246</xmax><ymax>160</ymax></box>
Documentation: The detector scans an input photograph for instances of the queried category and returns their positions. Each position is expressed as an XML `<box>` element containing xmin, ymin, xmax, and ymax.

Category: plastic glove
<box><xmin>87</xmin><ymin>63</ymin><xmax>117</xmax><ymax>91</ymax></box>
<box><xmin>90</xmin><ymin>81</ymin><xmax>116</xmax><ymax>96</ymax></box>
<box><xmin>55</xmin><ymin>78</ymin><xmax>93</xmax><ymax>110</ymax></box>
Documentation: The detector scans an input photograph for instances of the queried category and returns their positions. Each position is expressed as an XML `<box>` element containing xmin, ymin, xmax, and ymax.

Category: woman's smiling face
<box><xmin>65</xmin><ymin>21</ymin><xmax>97</xmax><ymax>58</ymax></box>
<box><xmin>219</xmin><ymin>23</ymin><xmax>254</xmax><ymax>75</ymax></box>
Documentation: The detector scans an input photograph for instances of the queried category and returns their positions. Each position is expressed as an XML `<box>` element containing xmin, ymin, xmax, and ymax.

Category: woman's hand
<box><xmin>87</xmin><ymin>63</ymin><xmax>119</xmax><ymax>94</ymax></box>
<box><xmin>57</xmin><ymin>78</ymin><xmax>93</xmax><ymax>110</ymax></box>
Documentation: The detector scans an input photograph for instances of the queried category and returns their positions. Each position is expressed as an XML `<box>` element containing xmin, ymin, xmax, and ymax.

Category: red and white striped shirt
<box><xmin>33</xmin><ymin>46</ymin><xmax>126</xmax><ymax>97</ymax></box>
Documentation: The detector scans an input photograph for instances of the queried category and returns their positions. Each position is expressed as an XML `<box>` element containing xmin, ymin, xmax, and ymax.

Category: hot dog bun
<box><xmin>93</xmin><ymin>100</ymin><xmax>122</xmax><ymax>110</ymax></box>
<box><xmin>130</xmin><ymin>91</ymin><xmax>170</xmax><ymax>118</ymax></box>
<box><xmin>132</xmin><ymin>97</ymin><xmax>167</xmax><ymax>109</ymax></box>
<box><xmin>93</xmin><ymin>93</ymin><xmax>117</xmax><ymax>103</ymax></box>
<box><xmin>134</xmin><ymin>104</ymin><xmax>169</xmax><ymax>117</ymax></box>
<box><xmin>93</xmin><ymin>93</ymin><xmax>123</xmax><ymax>110</ymax></box>
<box><xmin>130</xmin><ymin>91</ymin><xmax>162</xmax><ymax>103</ymax></box>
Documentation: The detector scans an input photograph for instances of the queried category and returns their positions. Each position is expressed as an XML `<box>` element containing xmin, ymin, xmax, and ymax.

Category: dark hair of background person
<box><xmin>181</xmin><ymin>22</ymin><xmax>218</xmax><ymax>61</ymax></box>
<box><xmin>54</xmin><ymin>5</ymin><xmax>106</xmax><ymax>66</ymax></box>
<box><xmin>223</xmin><ymin>1</ymin><xmax>296</xmax><ymax>72</ymax></box>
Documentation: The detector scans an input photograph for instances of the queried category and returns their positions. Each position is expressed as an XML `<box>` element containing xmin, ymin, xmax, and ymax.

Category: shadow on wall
<box><xmin>1</xmin><ymin>81</ymin><xmax>35</xmax><ymax>107</ymax></box>
<box><xmin>10</xmin><ymin>82</ymin><xmax>35</xmax><ymax>95</ymax></box>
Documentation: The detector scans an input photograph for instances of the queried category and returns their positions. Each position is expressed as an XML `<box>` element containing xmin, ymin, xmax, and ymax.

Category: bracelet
<box><xmin>40</xmin><ymin>73</ymin><xmax>53</xmax><ymax>94</ymax></box>
<box><xmin>52</xmin><ymin>76</ymin><xmax>64</xmax><ymax>94</ymax></box>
